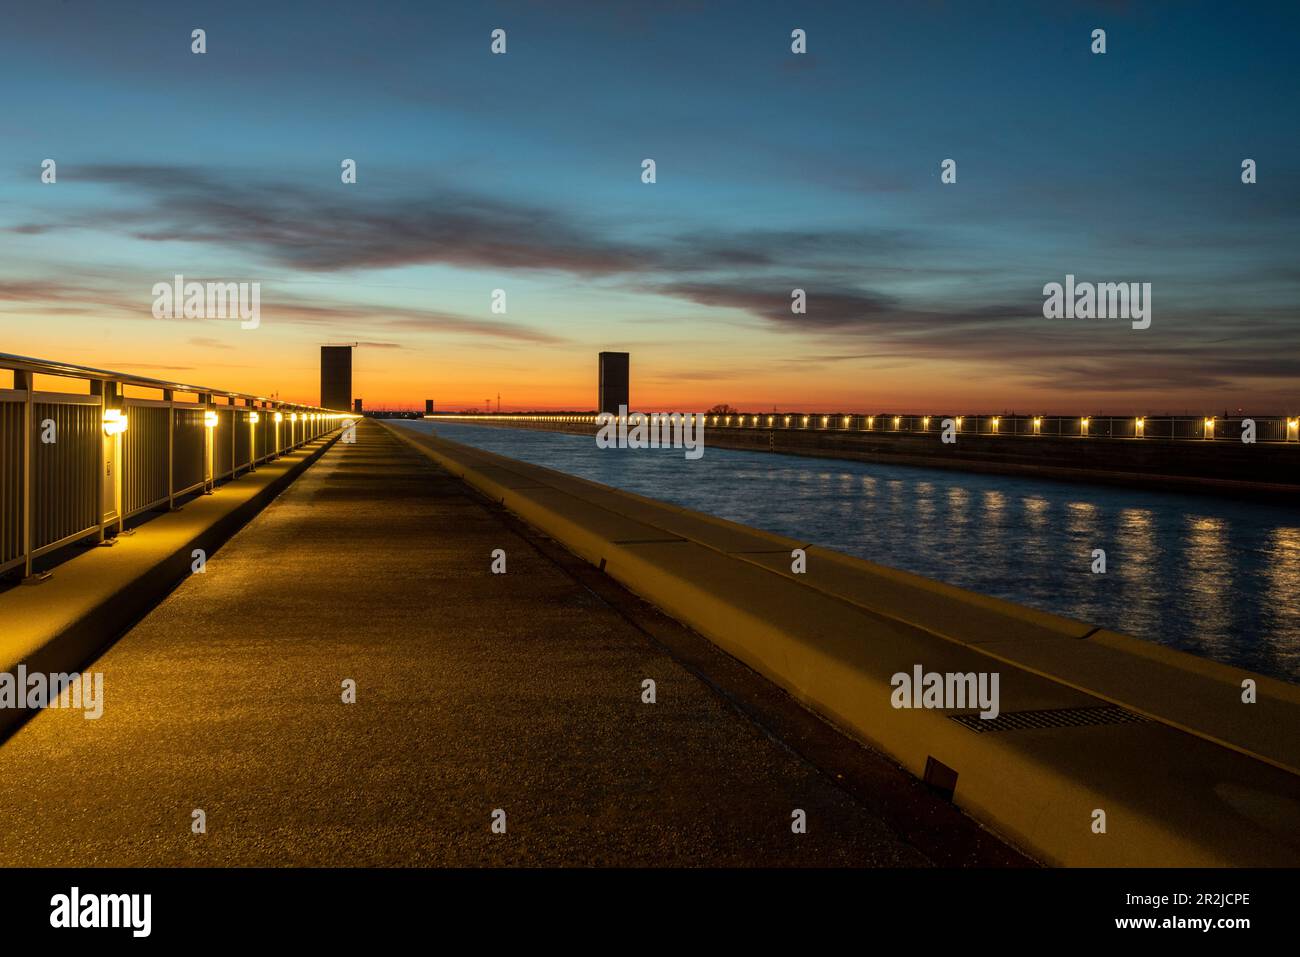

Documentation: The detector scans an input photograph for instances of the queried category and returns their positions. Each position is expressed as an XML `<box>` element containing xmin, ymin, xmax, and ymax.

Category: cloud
<box><xmin>36</xmin><ymin>165</ymin><xmax>924</xmax><ymax>283</ymax></box>
<box><xmin>655</xmin><ymin>281</ymin><xmax>900</xmax><ymax>329</ymax></box>
<box><xmin>262</xmin><ymin>301</ymin><xmax>568</xmax><ymax>345</ymax></box>
<box><xmin>0</xmin><ymin>272</ymin><xmax>567</xmax><ymax>345</ymax></box>
<box><xmin>70</xmin><ymin>165</ymin><xmax>647</xmax><ymax>276</ymax></box>
<box><xmin>12</xmin><ymin>164</ymin><xmax>1300</xmax><ymax>401</ymax></box>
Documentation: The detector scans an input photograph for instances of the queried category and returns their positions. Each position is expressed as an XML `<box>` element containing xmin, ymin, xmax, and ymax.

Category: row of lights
<box><xmin>699</xmin><ymin>413</ymin><xmax>1275</xmax><ymax>439</ymax></box>
<box><xmin>448</xmin><ymin>412</ymin><xmax>1300</xmax><ymax>440</ymax></box>
<box><xmin>103</xmin><ymin>408</ymin><xmax>346</xmax><ymax>434</ymax></box>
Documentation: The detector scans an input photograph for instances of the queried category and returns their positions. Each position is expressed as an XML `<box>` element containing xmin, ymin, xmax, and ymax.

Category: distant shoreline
<box><xmin>431</xmin><ymin>417</ymin><xmax>1300</xmax><ymax>504</ymax></box>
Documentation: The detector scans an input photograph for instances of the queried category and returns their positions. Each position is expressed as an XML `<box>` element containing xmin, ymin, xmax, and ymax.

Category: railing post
<box><xmin>108</xmin><ymin>382</ymin><xmax>122</xmax><ymax>536</ymax></box>
<box><xmin>200</xmin><ymin>392</ymin><xmax>214</xmax><ymax>493</ymax></box>
<box><xmin>90</xmin><ymin>379</ymin><xmax>114</xmax><ymax>541</ymax></box>
<box><xmin>232</xmin><ymin>399</ymin><xmax>238</xmax><ymax>474</ymax></box>
<box><xmin>93</xmin><ymin>381</ymin><xmax>105</xmax><ymax>542</ymax></box>
<box><xmin>15</xmin><ymin>370</ymin><xmax>38</xmax><ymax>582</ymax></box>
<box><xmin>247</xmin><ymin>398</ymin><xmax>257</xmax><ymax>471</ymax></box>
<box><xmin>164</xmin><ymin>388</ymin><xmax>175</xmax><ymax>509</ymax></box>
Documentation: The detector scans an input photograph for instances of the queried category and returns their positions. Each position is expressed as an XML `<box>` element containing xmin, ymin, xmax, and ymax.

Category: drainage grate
<box><xmin>950</xmin><ymin>705</ymin><xmax>1149</xmax><ymax>734</ymax></box>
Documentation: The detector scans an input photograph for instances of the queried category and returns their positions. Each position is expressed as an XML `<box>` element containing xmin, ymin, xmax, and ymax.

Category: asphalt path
<box><xmin>0</xmin><ymin>420</ymin><xmax>1017</xmax><ymax>866</ymax></box>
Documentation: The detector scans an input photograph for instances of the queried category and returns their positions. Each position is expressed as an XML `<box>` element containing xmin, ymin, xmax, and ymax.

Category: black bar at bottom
<box><xmin>0</xmin><ymin>867</ymin><xmax>1286</xmax><ymax>943</ymax></box>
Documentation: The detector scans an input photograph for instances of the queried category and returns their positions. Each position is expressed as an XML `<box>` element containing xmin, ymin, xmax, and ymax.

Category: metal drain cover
<box><xmin>950</xmin><ymin>705</ymin><xmax>1149</xmax><ymax>734</ymax></box>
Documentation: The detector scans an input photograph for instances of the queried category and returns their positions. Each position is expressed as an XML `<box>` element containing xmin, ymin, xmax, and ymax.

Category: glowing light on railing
<box><xmin>1204</xmin><ymin>417</ymin><xmax>1215</xmax><ymax>438</ymax></box>
<box><xmin>783</xmin><ymin>415</ymin><xmax>791</xmax><ymax>426</ymax></box>
<box><xmin>801</xmin><ymin>415</ymin><xmax>809</xmax><ymax>426</ymax></box>
<box><xmin>1136</xmin><ymin>416</ymin><xmax>1145</xmax><ymax>435</ymax></box>
<box><xmin>867</xmin><ymin>416</ymin><xmax>874</xmax><ymax>428</ymax></box>
<box><xmin>893</xmin><ymin>416</ymin><xmax>900</xmax><ymax>429</ymax></box>
<box><xmin>922</xmin><ymin>416</ymin><xmax>930</xmax><ymax>429</ymax></box>
<box><xmin>203</xmin><ymin>410</ymin><xmax>219</xmax><ymax>428</ymax></box>
<box><xmin>1081</xmin><ymin>416</ymin><xmax>1090</xmax><ymax>435</ymax></box>
<box><xmin>821</xmin><ymin>415</ymin><xmax>829</xmax><ymax>427</ymax></box>
<box><xmin>767</xmin><ymin>415</ymin><xmax>774</xmax><ymax>426</ymax></box>
<box><xmin>991</xmin><ymin>417</ymin><xmax>1000</xmax><ymax>432</ymax></box>
<box><xmin>249</xmin><ymin>412</ymin><xmax>260</xmax><ymax>424</ymax></box>
<box><xmin>290</xmin><ymin>413</ymin><xmax>298</xmax><ymax>422</ymax></box>
<box><xmin>843</xmin><ymin>415</ymin><xmax>851</xmax><ymax>427</ymax></box>
<box><xmin>954</xmin><ymin>416</ymin><xmax>962</xmax><ymax>429</ymax></box>
<box><xmin>102</xmin><ymin>409</ymin><xmax>128</xmax><ymax>435</ymax></box>
<box><xmin>274</xmin><ymin>412</ymin><xmax>283</xmax><ymax>423</ymax></box>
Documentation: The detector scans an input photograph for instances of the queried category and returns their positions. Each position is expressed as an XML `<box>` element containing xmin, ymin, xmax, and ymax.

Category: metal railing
<box><xmin>0</xmin><ymin>353</ymin><xmax>352</xmax><ymax>581</ymax></box>
<box><xmin>428</xmin><ymin>411</ymin><xmax>1300</xmax><ymax>443</ymax></box>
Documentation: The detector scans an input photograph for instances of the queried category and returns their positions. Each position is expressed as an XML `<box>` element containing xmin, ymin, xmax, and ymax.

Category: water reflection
<box><xmin>408</xmin><ymin>421</ymin><xmax>1300</xmax><ymax>683</ymax></box>
<box><xmin>1263</xmin><ymin>528</ymin><xmax>1300</xmax><ymax>678</ymax></box>
<box><xmin>1112</xmin><ymin>508</ymin><xmax>1157</xmax><ymax>639</ymax></box>
<box><xmin>1184</xmin><ymin>515</ymin><xmax>1232</xmax><ymax>656</ymax></box>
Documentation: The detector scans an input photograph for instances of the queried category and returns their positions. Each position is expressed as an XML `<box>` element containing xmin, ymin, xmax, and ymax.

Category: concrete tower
<box><xmin>320</xmin><ymin>345</ymin><xmax>354</xmax><ymax>412</ymax></box>
<box><xmin>598</xmin><ymin>352</ymin><xmax>629</xmax><ymax>415</ymax></box>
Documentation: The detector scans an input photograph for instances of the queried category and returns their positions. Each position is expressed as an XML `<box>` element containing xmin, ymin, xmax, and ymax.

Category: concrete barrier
<box><xmin>384</xmin><ymin>421</ymin><xmax>1300</xmax><ymax>867</ymax></box>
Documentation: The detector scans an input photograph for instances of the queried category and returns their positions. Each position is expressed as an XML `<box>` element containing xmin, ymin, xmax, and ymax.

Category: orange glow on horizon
<box><xmin>2</xmin><ymin>341</ymin><xmax>1293</xmax><ymax>417</ymax></box>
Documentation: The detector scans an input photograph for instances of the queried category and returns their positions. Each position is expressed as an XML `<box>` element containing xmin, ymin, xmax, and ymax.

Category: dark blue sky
<box><xmin>2</xmin><ymin>0</ymin><xmax>1297</xmax><ymax>411</ymax></box>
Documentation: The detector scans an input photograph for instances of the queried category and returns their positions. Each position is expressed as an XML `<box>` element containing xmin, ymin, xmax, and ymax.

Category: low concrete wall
<box><xmin>385</xmin><ymin>420</ymin><xmax>1300</xmax><ymax>867</ymax></box>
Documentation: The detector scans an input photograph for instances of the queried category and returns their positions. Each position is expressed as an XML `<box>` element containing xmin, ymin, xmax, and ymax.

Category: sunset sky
<box><xmin>2</xmin><ymin>0</ymin><xmax>1297</xmax><ymax>413</ymax></box>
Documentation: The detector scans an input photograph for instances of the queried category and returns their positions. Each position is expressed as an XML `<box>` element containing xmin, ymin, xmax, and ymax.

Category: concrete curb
<box><xmin>0</xmin><ymin>433</ymin><xmax>340</xmax><ymax>743</ymax></box>
<box><xmin>383</xmin><ymin>421</ymin><xmax>1300</xmax><ymax>867</ymax></box>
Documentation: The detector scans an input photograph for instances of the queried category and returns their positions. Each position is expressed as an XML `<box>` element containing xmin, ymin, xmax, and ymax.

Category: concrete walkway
<box><xmin>0</xmin><ymin>421</ymin><xmax>1011</xmax><ymax>866</ymax></box>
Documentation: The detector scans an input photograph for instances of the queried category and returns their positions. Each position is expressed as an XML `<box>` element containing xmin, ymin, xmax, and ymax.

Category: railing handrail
<box><xmin>0</xmin><ymin>352</ymin><xmax>332</xmax><ymax>412</ymax></box>
<box><xmin>0</xmin><ymin>354</ymin><xmax>351</xmax><ymax>582</ymax></box>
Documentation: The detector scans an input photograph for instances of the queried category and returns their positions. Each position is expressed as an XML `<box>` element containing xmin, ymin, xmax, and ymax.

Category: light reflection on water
<box><xmin>401</xmin><ymin>421</ymin><xmax>1300</xmax><ymax>683</ymax></box>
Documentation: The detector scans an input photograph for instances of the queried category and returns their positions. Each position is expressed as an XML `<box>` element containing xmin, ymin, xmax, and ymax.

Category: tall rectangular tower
<box><xmin>320</xmin><ymin>346</ymin><xmax>353</xmax><ymax>412</ymax></box>
<box><xmin>598</xmin><ymin>351</ymin><xmax>629</xmax><ymax>415</ymax></box>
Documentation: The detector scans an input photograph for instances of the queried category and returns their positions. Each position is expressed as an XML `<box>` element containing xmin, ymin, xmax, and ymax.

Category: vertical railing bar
<box><xmin>164</xmin><ymin>389</ymin><xmax>175</xmax><ymax>510</ymax></box>
<box><xmin>14</xmin><ymin>370</ymin><xmax>39</xmax><ymax>582</ymax></box>
<box><xmin>92</xmin><ymin>381</ymin><xmax>106</xmax><ymax>543</ymax></box>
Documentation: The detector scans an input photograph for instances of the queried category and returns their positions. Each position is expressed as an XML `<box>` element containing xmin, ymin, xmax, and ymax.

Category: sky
<box><xmin>1</xmin><ymin>0</ymin><xmax>1298</xmax><ymax>413</ymax></box>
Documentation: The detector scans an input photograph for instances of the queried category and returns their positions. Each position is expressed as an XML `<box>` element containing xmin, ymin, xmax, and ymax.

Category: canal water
<box><xmin>396</xmin><ymin>420</ymin><xmax>1300</xmax><ymax>683</ymax></box>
